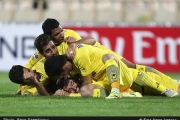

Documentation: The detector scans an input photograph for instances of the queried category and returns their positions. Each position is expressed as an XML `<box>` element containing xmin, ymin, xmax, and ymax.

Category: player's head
<box><xmin>34</xmin><ymin>33</ymin><xmax>58</xmax><ymax>58</ymax></box>
<box><xmin>44</xmin><ymin>55</ymin><xmax>72</xmax><ymax>78</ymax></box>
<box><xmin>9</xmin><ymin>65</ymin><xmax>24</xmax><ymax>84</ymax></box>
<box><xmin>42</xmin><ymin>18</ymin><xmax>59</xmax><ymax>35</ymax></box>
<box><xmin>9</xmin><ymin>65</ymin><xmax>41</xmax><ymax>85</ymax></box>
<box><xmin>42</xmin><ymin>18</ymin><xmax>64</xmax><ymax>45</ymax></box>
<box><xmin>57</xmin><ymin>75</ymin><xmax>81</xmax><ymax>93</ymax></box>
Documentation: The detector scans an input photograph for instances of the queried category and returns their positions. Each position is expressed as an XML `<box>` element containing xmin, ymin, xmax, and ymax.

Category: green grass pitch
<box><xmin>0</xmin><ymin>72</ymin><xmax>180</xmax><ymax>116</ymax></box>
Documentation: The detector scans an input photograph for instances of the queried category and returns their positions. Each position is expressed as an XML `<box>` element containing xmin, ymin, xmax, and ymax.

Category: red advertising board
<box><xmin>64</xmin><ymin>26</ymin><xmax>180</xmax><ymax>72</ymax></box>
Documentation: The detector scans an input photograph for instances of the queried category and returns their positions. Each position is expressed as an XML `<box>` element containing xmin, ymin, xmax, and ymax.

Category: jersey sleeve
<box><xmin>32</xmin><ymin>58</ymin><xmax>49</xmax><ymax>86</ymax></box>
<box><xmin>64</xmin><ymin>29</ymin><xmax>82</xmax><ymax>40</ymax></box>
<box><xmin>25</xmin><ymin>49</ymin><xmax>44</xmax><ymax>69</ymax></box>
<box><xmin>74</xmin><ymin>45</ymin><xmax>93</xmax><ymax>76</ymax></box>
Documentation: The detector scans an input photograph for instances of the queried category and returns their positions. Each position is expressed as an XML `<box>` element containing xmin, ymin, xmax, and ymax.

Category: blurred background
<box><xmin>0</xmin><ymin>0</ymin><xmax>180</xmax><ymax>24</ymax></box>
<box><xmin>0</xmin><ymin>0</ymin><xmax>180</xmax><ymax>73</ymax></box>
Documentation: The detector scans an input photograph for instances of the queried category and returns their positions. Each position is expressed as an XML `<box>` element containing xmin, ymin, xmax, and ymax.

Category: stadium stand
<box><xmin>95</xmin><ymin>0</ymin><xmax>123</xmax><ymax>22</ymax></box>
<box><xmin>69</xmin><ymin>0</ymin><xmax>96</xmax><ymax>22</ymax></box>
<box><xmin>152</xmin><ymin>0</ymin><xmax>178</xmax><ymax>22</ymax></box>
<box><xmin>123</xmin><ymin>0</ymin><xmax>152</xmax><ymax>22</ymax></box>
<box><xmin>0</xmin><ymin>0</ymin><xmax>180</xmax><ymax>23</ymax></box>
<box><xmin>0</xmin><ymin>0</ymin><xmax>15</xmax><ymax>22</ymax></box>
<box><xmin>13</xmin><ymin>0</ymin><xmax>42</xmax><ymax>22</ymax></box>
<box><xmin>42</xmin><ymin>0</ymin><xmax>69</xmax><ymax>22</ymax></box>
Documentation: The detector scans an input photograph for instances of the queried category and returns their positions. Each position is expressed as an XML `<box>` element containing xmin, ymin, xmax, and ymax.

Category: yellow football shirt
<box><xmin>25</xmin><ymin>29</ymin><xmax>81</xmax><ymax>69</ymax></box>
<box><xmin>71</xmin><ymin>44</ymin><xmax>134</xmax><ymax>92</ymax></box>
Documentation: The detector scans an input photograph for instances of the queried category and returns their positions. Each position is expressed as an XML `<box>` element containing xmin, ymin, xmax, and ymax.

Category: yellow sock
<box><xmin>105</xmin><ymin>59</ymin><xmax>120</xmax><ymax>93</ymax></box>
<box><xmin>135</xmin><ymin>71</ymin><xmax>167</xmax><ymax>93</ymax></box>
<box><xmin>93</xmin><ymin>89</ymin><xmax>101</xmax><ymax>97</ymax></box>
<box><xmin>105</xmin><ymin>59</ymin><xmax>120</xmax><ymax>83</ymax></box>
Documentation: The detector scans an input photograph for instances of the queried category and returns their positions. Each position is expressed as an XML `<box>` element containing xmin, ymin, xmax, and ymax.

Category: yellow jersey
<box><xmin>25</xmin><ymin>29</ymin><xmax>81</xmax><ymax>69</ymax></box>
<box><xmin>71</xmin><ymin>44</ymin><xmax>134</xmax><ymax>92</ymax></box>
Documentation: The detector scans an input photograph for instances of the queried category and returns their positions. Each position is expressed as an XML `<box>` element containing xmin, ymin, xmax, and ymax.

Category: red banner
<box><xmin>64</xmin><ymin>26</ymin><xmax>180</xmax><ymax>72</ymax></box>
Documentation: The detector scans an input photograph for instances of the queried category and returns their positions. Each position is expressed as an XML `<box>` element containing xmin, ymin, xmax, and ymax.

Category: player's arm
<box><xmin>33</xmin><ymin>81</ymin><xmax>50</xmax><ymax>96</ymax></box>
<box><xmin>65</xmin><ymin>37</ymin><xmax>96</xmax><ymax>59</ymax></box>
<box><xmin>21</xmin><ymin>78</ymin><xmax>50</xmax><ymax>96</ymax></box>
<box><xmin>121</xmin><ymin>57</ymin><xmax>136</xmax><ymax>68</ymax></box>
<box><xmin>80</xmin><ymin>84</ymin><xmax>108</xmax><ymax>97</ymax></box>
<box><xmin>81</xmin><ymin>74</ymin><xmax>93</xmax><ymax>87</ymax></box>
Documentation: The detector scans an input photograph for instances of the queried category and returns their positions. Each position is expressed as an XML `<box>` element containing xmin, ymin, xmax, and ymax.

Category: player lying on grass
<box><xmin>9</xmin><ymin>64</ymin><xmax>180</xmax><ymax>98</ymax></box>
<box><xmin>41</xmin><ymin>19</ymin><xmax>180</xmax><ymax>96</ymax></box>
<box><xmin>11</xmin><ymin>33</ymin><xmax>130</xmax><ymax>96</ymax></box>
<box><xmin>44</xmin><ymin>44</ymin><xmax>179</xmax><ymax>99</ymax></box>
<box><xmin>9</xmin><ymin>65</ymin><xmax>50</xmax><ymax>96</ymax></box>
<box><xmin>52</xmin><ymin>76</ymin><xmax>142</xmax><ymax>98</ymax></box>
<box><xmin>53</xmin><ymin>76</ymin><xmax>180</xmax><ymax>97</ymax></box>
<box><xmin>16</xmin><ymin>18</ymin><xmax>97</xmax><ymax>95</ymax></box>
<box><xmin>18</xmin><ymin>17</ymin><xmax>179</xmax><ymax>96</ymax></box>
<box><xmin>9</xmin><ymin>64</ymin><xmax>143</xmax><ymax>97</ymax></box>
<box><xmin>24</xmin><ymin>18</ymin><xmax>178</xmax><ymax>96</ymax></box>
<box><xmin>13</xmin><ymin>33</ymin><xmax>180</xmax><ymax>97</ymax></box>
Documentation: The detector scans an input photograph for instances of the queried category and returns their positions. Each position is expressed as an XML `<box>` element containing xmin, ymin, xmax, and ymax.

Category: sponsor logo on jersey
<box><xmin>81</xmin><ymin>68</ymin><xmax>86</xmax><ymax>72</ymax></box>
<box><xmin>77</xmin><ymin>44</ymin><xmax>83</xmax><ymax>48</ymax></box>
<box><xmin>92</xmin><ymin>71</ymin><xmax>96</xmax><ymax>76</ymax></box>
<box><xmin>33</xmin><ymin>52</ymin><xmax>39</xmax><ymax>59</ymax></box>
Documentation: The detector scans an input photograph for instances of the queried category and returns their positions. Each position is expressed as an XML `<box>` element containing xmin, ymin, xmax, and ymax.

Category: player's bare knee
<box><xmin>102</xmin><ymin>54</ymin><xmax>118</xmax><ymax>63</ymax></box>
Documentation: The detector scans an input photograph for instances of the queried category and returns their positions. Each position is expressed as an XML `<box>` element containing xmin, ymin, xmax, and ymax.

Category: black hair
<box><xmin>44</xmin><ymin>55</ymin><xmax>67</xmax><ymax>78</ymax></box>
<box><xmin>34</xmin><ymin>33</ymin><xmax>52</xmax><ymax>53</ymax></box>
<box><xmin>8</xmin><ymin>65</ymin><xmax>24</xmax><ymax>84</ymax></box>
<box><xmin>42</xmin><ymin>18</ymin><xmax>59</xmax><ymax>35</ymax></box>
<box><xmin>57</xmin><ymin>74</ymin><xmax>82</xmax><ymax>89</ymax></box>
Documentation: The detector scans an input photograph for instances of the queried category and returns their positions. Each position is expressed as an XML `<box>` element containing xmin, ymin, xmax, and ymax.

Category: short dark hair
<box><xmin>9</xmin><ymin>65</ymin><xmax>24</xmax><ymax>84</ymax></box>
<box><xmin>34</xmin><ymin>33</ymin><xmax>52</xmax><ymax>53</ymax></box>
<box><xmin>57</xmin><ymin>74</ymin><xmax>81</xmax><ymax>89</ymax></box>
<box><xmin>42</xmin><ymin>18</ymin><xmax>59</xmax><ymax>35</ymax></box>
<box><xmin>44</xmin><ymin>55</ymin><xmax>67</xmax><ymax>78</ymax></box>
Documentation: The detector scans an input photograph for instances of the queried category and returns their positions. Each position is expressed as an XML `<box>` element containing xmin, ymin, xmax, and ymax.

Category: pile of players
<box><xmin>9</xmin><ymin>18</ymin><xmax>180</xmax><ymax>98</ymax></box>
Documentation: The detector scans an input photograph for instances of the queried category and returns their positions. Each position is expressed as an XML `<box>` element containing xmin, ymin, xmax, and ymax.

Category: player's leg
<box><xmin>136</xmin><ymin>64</ymin><xmax>175</xmax><ymax>83</ymax></box>
<box><xmin>131</xmin><ymin>73</ymin><xmax>180</xmax><ymax>96</ymax></box>
<box><xmin>102</xmin><ymin>54</ymin><xmax>121</xmax><ymax>99</ymax></box>
<box><xmin>132</xmin><ymin>68</ymin><xmax>178</xmax><ymax>97</ymax></box>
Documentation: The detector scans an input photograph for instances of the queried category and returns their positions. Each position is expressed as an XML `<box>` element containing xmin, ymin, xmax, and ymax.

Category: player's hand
<box><xmin>66</xmin><ymin>42</ymin><xmax>77</xmax><ymax>60</ymax></box>
<box><xmin>23</xmin><ymin>73</ymin><xmax>39</xmax><ymax>86</ymax></box>
<box><xmin>64</xmin><ymin>36</ymin><xmax>76</xmax><ymax>43</ymax></box>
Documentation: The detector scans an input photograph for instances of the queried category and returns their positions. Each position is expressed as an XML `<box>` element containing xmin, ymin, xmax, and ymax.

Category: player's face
<box><xmin>42</xmin><ymin>41</ymin><xmax>58</xmax><ymax>58</ymax></box>
<box><xmin>60</xmin><ymin>61</ymin><xmax>73</xmax><ymax>79</ymax></box>
<box><xmin>63</xmin><ymin>79</ymin><xmax>80</xmax><ymax>93</ymax></box>
<box><xmin>50</xmin><ymin>26</ymin><xmax>64</xmax><ymax>44</ymax></box>
<box><xmin>22</xmin><ymin>68</ymin><xmax>40</xmax><ymax>86</ymax></box>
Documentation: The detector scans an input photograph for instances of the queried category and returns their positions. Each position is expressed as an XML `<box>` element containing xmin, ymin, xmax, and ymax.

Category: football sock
<box><xmin>105</xmin><ymin>59</ymin><xmax>120</xmax><ymax>93</ymax></box>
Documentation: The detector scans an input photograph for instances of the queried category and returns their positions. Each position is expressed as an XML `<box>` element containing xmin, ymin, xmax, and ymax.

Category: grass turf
<box><xmin>0</xmin><ymin>72</ymin><xmax>180</xmax><ymax>116</ymax></box>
